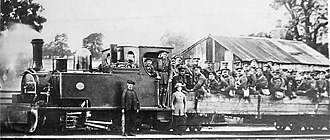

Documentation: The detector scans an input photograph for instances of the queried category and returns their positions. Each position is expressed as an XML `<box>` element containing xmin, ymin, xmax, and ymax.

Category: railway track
<box><xmin>1</xmin><ymin>127</ymin><xmax>329</xmax><ymax>139</ymax></box>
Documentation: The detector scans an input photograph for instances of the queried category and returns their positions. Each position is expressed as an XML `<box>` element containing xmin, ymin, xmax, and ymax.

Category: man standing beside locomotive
<box><xmin>122</xmin><ymin>80</ymin><xmax>140</xmax><ymax>136</ymax></box>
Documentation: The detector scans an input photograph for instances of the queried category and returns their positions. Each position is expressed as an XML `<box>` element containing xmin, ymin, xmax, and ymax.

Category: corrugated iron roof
<box><xmin>210</xmin><ymin>36</ymin><xmax>329</xmax><ymax>66</ymax></box>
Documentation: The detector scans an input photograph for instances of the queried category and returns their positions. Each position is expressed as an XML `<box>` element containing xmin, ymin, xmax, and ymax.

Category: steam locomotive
<box><xmin>4</xmin><ymin>39</ymin><xmax>330</xmax><ymax>133</ymax></box>
<box><xmin>5</xmin><ymin>39</ymin><xmax>174</xmax><ymax>133</ymax></box>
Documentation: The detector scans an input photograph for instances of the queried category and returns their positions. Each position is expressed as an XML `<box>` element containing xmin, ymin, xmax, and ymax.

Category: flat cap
<box><xmin>193</xmin><ymin>66</ymin><xmax>202</xmax><ymax>69</ymax></box>
<box><xmin>175</xmin><ymin>83</ymin><xmax>184</xmax><ymax>88</ymax></box>
<box><xmin>127</xmin><ymin>80</ymin><xmax>135</xmax><ymax>85</ymax></box>
<box><xmin>221</xmin><ymin>68</ymin><xmax>230</xmax><ymax>72</ymax></box>
<box><xmin>174</xmin><ymin>55</ymin><xmax>183</xmax><ymax>59</ymax></box>
<box><xmin>177</xmin><ymin>65</ymin><xmax>186</xmax><ymax>70</ymax></box>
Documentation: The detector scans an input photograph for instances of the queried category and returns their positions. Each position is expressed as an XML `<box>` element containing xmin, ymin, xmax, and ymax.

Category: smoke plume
<box><xmin>0</xmin><ymin>24</ymin><xmax>40</xmax><ymax>90</ymax></box>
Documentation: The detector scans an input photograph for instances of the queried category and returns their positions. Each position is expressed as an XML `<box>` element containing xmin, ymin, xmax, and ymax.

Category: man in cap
<box><xmin>313</xmin><ymin>71</ymin><xmax>328</xmax><ymax>99</ymax></box>
<box><xmin>221</xmin><ymin>61</ymin><xmax>229</xmax><ymax>70</ymax></box>
<box><xmin>266</xmin><ymin>61</ymin><xmax>274</xmax><ymax>71</ymax></box>
<box><xmin>202</xmin><ymin>61</ymin><xmax>215</xmax><ymax>79</ymax></box>
<box><xmin>183</xmin><ymin>57</ymin><xmax>192</xmax><ymax>69</ymax></box>
<box><xmin>270</xmin><ymin>70</ymin><xmax>286</xmax><ymax>99</ymax></box>
<box><xmin>175</xmin><ymin>55</ymin><xmax>183</xmax><ymax>66</ymax></box>
<box><xmin>250</xmin><ymin>59</ymin><xmax>259</xmax><ymax>69</ymax></box>
<box><xmin>263</xmin><ymin>64</ymin><xmax>273</xmax><ymax>84</ymax></box>
<box><xmin>144</xmin><ymin>58</ymin><xmax>158</xmax><ymax>78</ymax></box>
<box><xmin>122</xmin><ymin>80</ymin><xmax>140</xmax><ymax>136</ymax></box>
<box><xmin>172</xmin><ymin>65</ymin><xmax>189</xmax><ymax>93</ymax></box>
<box><xmin>234</xmin><ymin>67</ymin><xmax>249</xmax><ymax>100</ymax></box>
<box><xmin>190</xmin><ymin>66</ymin><xmax>207</xmax><ymax>100</ymax></box>
<box><xmin>192</xmin><ymin>57</ymin><xmax>200</xmax><ymax>68</ymax></box>
<box><xmin>157</xmin><ymin>52</ymin><xmax>171</xmax><ymax>108</ymax></box>
<box><xmin>182</xmin><ymin>57</ymin><xmax>194</xmax><ymax>89</ymax></box>
<box><xmin>255</xmin><ymin>67</ymin><xmax>269</xmax><ymax>95</ymax></box>
<box><xmin>206</xmin><ymin>72</ymin><xmax>221</xmax><ymax>94</ymax></box>
<box><xmin>218</xmin><ymin>68</ymin><xmax>235</xmax><ymax>97</ymax></box>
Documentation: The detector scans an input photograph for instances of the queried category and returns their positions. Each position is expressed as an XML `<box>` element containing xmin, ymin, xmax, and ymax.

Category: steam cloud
<box><xmin>0</xmin><ymin>24</ymin><xmax>40</xmax><ymax>90</ymax></box>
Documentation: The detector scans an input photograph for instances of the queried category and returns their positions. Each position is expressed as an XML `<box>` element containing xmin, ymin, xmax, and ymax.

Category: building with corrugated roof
<box><xmin>177</xmin><ymin>35</ymin><xmax>329</xmax><ymax>71</ymax></box>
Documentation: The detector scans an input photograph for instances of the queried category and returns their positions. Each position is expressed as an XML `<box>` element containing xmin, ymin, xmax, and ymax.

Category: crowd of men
<box><xmin>170</xmin><ymin>56</ymin><xmax>330</xmax><ymax>102</ymax></box>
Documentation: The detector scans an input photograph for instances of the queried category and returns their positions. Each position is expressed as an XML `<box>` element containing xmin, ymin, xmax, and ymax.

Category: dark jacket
<box><xmin>192</xmin><ymin>73</ymin><xmax>207</xmax><ymax>91</ymax></box>
<box><xmin>121</xmin><ymin>89</ymin><xmax>140</xmax><ymax>111</ymax></box>
<box><xmin>255</xmin><ymin>75</ymin><xmax>268</xmax><ymax>89</ymax></box>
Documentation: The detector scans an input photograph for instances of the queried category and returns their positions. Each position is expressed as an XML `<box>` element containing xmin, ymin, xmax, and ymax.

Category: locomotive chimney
<box><xmin>31</xmin><ymin>39</ymin><xmax>44</xmax><ymax>71</ymax></box>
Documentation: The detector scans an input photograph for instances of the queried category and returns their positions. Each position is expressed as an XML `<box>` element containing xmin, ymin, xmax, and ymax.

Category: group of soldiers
<box><xmin>143</xmin><ymin>52</ymin><xmax>329</xmax><ymax>108</ymax></box>
<box><xmin>169</xmin><ymin>56</ymin><xmax>330</xmax><ymax>102</ymax></box>
<box><xmin>123</xmin><ymin>54</ymin><xmax>329</xmax><ymax>136</ymax></box>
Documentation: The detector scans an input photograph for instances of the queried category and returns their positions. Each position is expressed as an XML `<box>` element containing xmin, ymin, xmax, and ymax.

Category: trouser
<box><xmin>160</xmin><ymin>85</ymin><xmax>167</xmax><ymax>107</ymax></box>
<box><xmin>125</xmin><ymin>110</ymin><xmax>137</xmax><ymax>133</ymax></box>
<box><xmin>172</xmin><ymin>115</ymin><xmax>186</xmax><ymax>133</ymax></box>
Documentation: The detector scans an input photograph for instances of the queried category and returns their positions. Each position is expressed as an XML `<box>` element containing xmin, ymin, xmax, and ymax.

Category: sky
<box><xmin>34</xmin><ymin>0</ymin><xmax>288</xmax><ymax>50</ymax></box>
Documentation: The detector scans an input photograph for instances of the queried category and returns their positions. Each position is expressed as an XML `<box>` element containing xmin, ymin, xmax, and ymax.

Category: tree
<box><xmin>247</xmin><ymin>32</ymin><xmax>272</xmax><ymax>38</ymax></box>
<box><xmin>0</xmin><ymin>0</ymin><xmax>47</xmax><ymax>33</ymax></box>
<box><xmin>270</xmin><ymin>0</ymin><xmax>328</xmax><ymax>57</ymax></box>
<box><xmin>43</xmin><ymin>33</ymin><xmax>73</xmax><ymax>58</ymax></box>
<box><xmin>160</xmin><ymin>31</ymin><xmax>189</xmax><ymax>54</ymax></box>
<box><xmin>82</xmin><ymin>33</ymin><xmax>104</xmax><ymax>59</ymax></box>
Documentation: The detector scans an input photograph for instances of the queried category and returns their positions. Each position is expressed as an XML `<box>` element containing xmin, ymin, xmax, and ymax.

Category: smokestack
<box><xmin>31</xmin><ymin>39</ymin><xmax>44</xmax><ymax>71</ymax></box>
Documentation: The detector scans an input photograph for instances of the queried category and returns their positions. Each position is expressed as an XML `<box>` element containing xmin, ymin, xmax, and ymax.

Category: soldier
<box><xmin>255</xmin><ymin>67</ymin><xmax>269</xmax><ymax>95</ymax></box>
<box><xmin>266</xmin><ymin>61</ymin><xmax>274</xmax><ymax>71</ymax></box>
<box><xmin>157</xmin><ymin>52</ymin><xmax>171</xmax><ymax>108</ymax></box>
<box><xmin>263</xmin><ymin>64</ymin><xmax>273</xmax><ymax>84</ymax></box>
<box><xmin>206</xmin><ymin>72</ymin><xmax>221</xmax><ymax>94</ymax></box>
<box><xmin>315</xmin><ymin>71</ymin><xmax>328</xmax><ymax>97</ymax></box>
<box><xmin>285</xmin><ymin>69</ymin><xmax>298</xmax><ymax>99</ymax></box>
<box><xmin>172</xmin><ymin>66</ymin><xmax>188</xmax><ymax>93</ymax></box>
<box><xmin>202</xmin><ymin>61</ymin><xmax>214</xmax><ymax>79</ymax></box>
<box><xmin>218</xmin><ymin>69</ymin><xmax>235</xmax><ymax>97</ymax></box>
<box><xmin>234</xmin><ymin>67</ymin><xmax>249</xmax><ymax>100</ymax></box>
<box><xmin>183</xmin><ymin>57</ymin><xmax>193</xmax><ymax>70</ymax></box>
<box><xmin>182</xmin><ymin>57</ymin><xmax>194</xmax><ymax>89</ymax></box>
<box><xmin>171</xmin><ymin>57</ymin><xmax>178</xmax><ymax>76</ymax></box>
<box><xmin>221</xmin><ymin>61</ymin><xmax>229</xmax><ymax>70</ymax></box>
<box><xmin>270</xmin><ymin>71</ymin><xmax>286</xmax><ymax>100</ymax></box>
<box><xmin>190</xmin><ymin>66</ymin><xmax>207</xmax><ymax>100</ymax></box>
<box><xmin>192</xmin><ymin>57</ymin><xmax>200</xmax><ymax>68</ymax></box>
<box><xmin>250</xmin><ymin>59</ymin><xmax>259</xmax><ymax>69</ymax></box>
<box><xmin>121</xmin><ymin>80</ymin><xmax>140</xmax><ymax>136</ymax></box>
<box><xmin>174</xmin><ymin>56</ymin><xmax>183</xmax><ymax>67</ymax></box>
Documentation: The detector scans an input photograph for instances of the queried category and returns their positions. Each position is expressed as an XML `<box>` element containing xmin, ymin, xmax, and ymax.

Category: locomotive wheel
<box><xmin>288</xmin><ymin>123</ymin><xmax>302</xmax><ymax>131</ymax></box>
<box><xmin>189</xmin><ymin>126</ymin><xmax>202</xmax><ymax>132</ymax></box>
<box><xmin>304</xmin><ymin>125</ymin><xmax>316</xmax><ymax>131</ymax></box>
<box><xmin>274</xmin><ymin>122</ymin><xmax>286</xmax><ymax>131</ymax></box>
<box><xmin>316</xmin><ymin>126</ymin><xmax>324</xmax><ymax>131</ymax></box>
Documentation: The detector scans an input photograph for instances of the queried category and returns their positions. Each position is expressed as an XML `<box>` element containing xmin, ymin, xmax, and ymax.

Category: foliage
<box><xmin>0</xmin><ymin>0</ymin><xmax>47</xmax><ymax>33</ymax></box>
<box><xmin>43</xmin><ymin>33</ymin><xmax>73</xmax><ymax>58</ymax></box>
<box><xmin>160</xmin><ymin>31</ymin><xmax>189</xmax><ymax>54</ymax></box>
<box><xmin>270</xmin><ymin>0</ymin><xmax>328</xmax><ymax>57</ymax></box>
<box><xmin>82</xmin><ymin>33</ymin><xmax>104</xmax><ymax>59</ymax></box>
<box><xmin>247</xmin><ymin>32</ymin><xmax>272</xmax><ymax>38</ymax></box>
